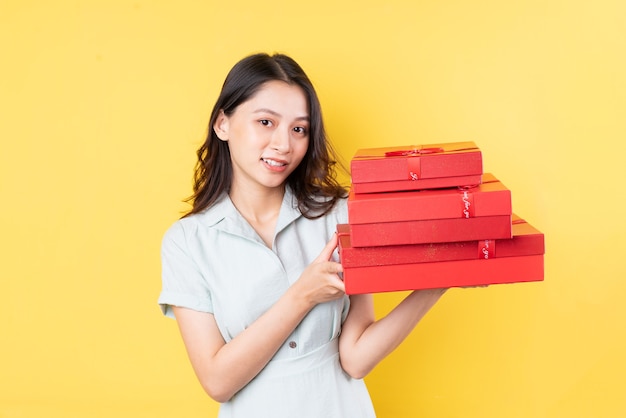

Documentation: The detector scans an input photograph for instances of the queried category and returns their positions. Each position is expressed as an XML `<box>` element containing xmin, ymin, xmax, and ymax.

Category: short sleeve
<box><xmin>158</xmin><ymin>221</ymin><xmax>213</xmax><ymax>318</ymax></box>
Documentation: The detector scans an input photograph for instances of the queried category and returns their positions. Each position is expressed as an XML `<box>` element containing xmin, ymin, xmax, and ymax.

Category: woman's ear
<box><xmin>213</xmin><ymin>110</ymin><xmax>229</xmax><ymax>141</ymax></box>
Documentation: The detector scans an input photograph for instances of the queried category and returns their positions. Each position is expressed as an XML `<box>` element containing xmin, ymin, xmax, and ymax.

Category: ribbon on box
<box><xmin>382</xmin><ymin>144</ymin><xmax>479</xmax><ymax>157</ymax></box>
<box><xmin>459</xmin><ymin>188</ymin><xmax>475</xmax><ymax>218</ymax></box>
<box><xmin>456</xmin><ymin>178</ymin><xmax>499</xmax><ymax>219</ymax></box>
<box><xmin>477</xmin><ymin>218</ymin><xmax>526</xmax><ymax>259</ymax></box>
<box><xmin>355</xmin><ymin>145</ymin><xmax>478</xmax><ymax>159</ymax></box>
<box><xmin>384</xmin><ymin>147</ymin><xmax>445</xmax><ymax>180</ymax></box>
<box><xmin>383</xmin><ymin>147</ymin><xmax>445</xmax><ymax>157</ymax></box>
<box><xmin>478</xmin><ymin>240</ymin><xmax>496</xmax><ymax>259</ymax></box>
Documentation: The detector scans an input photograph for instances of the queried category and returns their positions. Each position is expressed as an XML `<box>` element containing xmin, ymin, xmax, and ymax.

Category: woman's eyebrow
<box><xmin>253</xmin><ymin>108</ymin><xmax>309</xmax><ymax>121</ymax></box>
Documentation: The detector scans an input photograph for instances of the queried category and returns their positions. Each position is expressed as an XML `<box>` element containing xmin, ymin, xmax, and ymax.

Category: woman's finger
<box><xmin>314</xmin><ymin>234</ymin><xmax>339</xmax><ymax>263</ymax></box>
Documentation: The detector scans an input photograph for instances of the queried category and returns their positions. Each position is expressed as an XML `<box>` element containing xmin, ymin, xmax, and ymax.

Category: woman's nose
<box><xmin>270</xmin><ymin>128</ymin><xmax>290</xmax><ymax>153</ymax></box>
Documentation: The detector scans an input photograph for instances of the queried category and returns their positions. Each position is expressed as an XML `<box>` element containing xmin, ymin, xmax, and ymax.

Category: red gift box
<box><xmin>348</xmin><ymin>173</ymin><xmax>511</xmax><ymax>225</ymax></box>
<box><xmin>347</xmin><ymin>173</ymin><xmax>512</xmax><ymax>246</ymax></box>
<box><xmin>338</xmin><ymin>216</ymin><xmax>544</xmax><ymax>294</ymax></box>
<box><xmin>338</xmin><ymin>215</ymin><xmax>542</xmax><ymax>267</ymax></box>
<box><xmin>349</xmin><ymin>214</ymin><xmax>512</xmax><ymax>247</ymax></box>
<box><xmin>350</xmin><ymin>141</ymin><xmax>483</xmax><ymax>193</ymax></box>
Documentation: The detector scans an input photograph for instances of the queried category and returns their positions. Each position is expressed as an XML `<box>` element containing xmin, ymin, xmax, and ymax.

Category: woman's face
<box><xmin>214</xmin><ymin>80</ymin><xmax>310</xmax><ymax>193</ymax></box>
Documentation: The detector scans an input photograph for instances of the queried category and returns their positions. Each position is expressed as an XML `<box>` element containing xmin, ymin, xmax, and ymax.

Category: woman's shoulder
<box><xmin>329</xmin><ymin>195</ymin><xmax>348</xmax><ymax>220</ymax></box>
<box><xmin>161</xmin><ymin>215</ymin><xmax>199</xmax><ymax>251</ymax></box>
<box><xmin>312</xmin><ymin>194</ymin><xmax>348</xmax><ymax>225</ymax></box>
<box><xmin>162</xmin><ymin>194</ymin><xmax>232</xmax><ymax>244</ymax></box>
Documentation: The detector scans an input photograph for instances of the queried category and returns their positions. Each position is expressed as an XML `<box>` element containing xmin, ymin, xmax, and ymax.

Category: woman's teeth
<box><xmin>263</xmin><ymin>159</ymin><xmax>286</xmax><ymax>167</ymax></box>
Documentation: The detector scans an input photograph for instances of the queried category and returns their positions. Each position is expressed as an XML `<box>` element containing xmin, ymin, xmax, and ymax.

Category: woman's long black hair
<box><xmin>184</xmin><ymin>53</ymin><xmax>347</xmax><ymax>219</ymax></box>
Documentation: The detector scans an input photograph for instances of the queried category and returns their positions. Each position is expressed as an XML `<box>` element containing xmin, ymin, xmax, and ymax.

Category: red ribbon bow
<box><xmin>384</xmin><ymin>147</ymin><xmax>445</xmax><ymax>157</ymax></box>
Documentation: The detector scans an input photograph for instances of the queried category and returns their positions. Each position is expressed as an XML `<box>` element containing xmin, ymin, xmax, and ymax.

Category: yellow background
<box><xmin>2</xmin><ymin>1</ymin><xmax>625</xmax><ymax>417</ymax></box>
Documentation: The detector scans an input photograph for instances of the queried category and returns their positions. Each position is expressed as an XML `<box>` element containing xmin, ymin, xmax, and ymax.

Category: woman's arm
<box><xmin>338</xmin><ymin>288</ymin><xmax>447</xmax><ymax>379</ymax></box>
<box><xmin>173</xmin><ymin>235</ymin><xmax>345</xmax><ymax>403</ymax></box>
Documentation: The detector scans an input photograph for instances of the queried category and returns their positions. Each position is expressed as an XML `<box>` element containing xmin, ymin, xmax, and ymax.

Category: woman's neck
<box><xmin>229</xmin><ymin>183</ymin><xmax>285</xmax><ymax>247</ymax></box>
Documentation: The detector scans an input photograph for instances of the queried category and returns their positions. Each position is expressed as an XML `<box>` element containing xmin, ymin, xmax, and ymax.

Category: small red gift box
<box><xmin>350</xmin><ymin>141</ymin><xmax>483</xmax><ymax>194</ymax></box>
<box><xmin>338</xmin><ymin>216</ymin><xmax>544</xmax><ymax>294</ymax></box>
<box><xmin>348</xmin><ymin>173</ymin><xmax>511</xmax><ymax>225</ymax></box>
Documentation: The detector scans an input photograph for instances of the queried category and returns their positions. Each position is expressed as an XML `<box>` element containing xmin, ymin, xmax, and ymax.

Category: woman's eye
<box><xmin>293</xmin><ymin>126</ymin><xmax>307</xmax><ymax>135</ymax></box>
<box><xmin>259</xmin><ymin>119</ymin><xmax>272</xmax><ymax>126</ymax></box>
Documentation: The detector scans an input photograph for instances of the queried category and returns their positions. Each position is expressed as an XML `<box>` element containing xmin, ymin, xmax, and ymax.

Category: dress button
<box><xmin>288</xmin><ymin>341</ymin><xmax>297</xmax><ymax>349</ymax></box>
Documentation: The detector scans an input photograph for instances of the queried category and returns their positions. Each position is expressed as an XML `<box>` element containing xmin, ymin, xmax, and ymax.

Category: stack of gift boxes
<box><xmin>338</xmin><ymin>141</ymin><xmax>545</xmax><ymax>294</ymax></box>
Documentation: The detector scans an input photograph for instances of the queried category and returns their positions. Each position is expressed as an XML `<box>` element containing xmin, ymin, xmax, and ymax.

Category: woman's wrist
<box><xmin>284</xmin><ymin>281</ymin><xmax>317</xmax><ymax>313</ymax></box>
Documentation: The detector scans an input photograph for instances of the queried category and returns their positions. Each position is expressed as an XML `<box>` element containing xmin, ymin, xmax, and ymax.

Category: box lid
<box><xmin>351</xmin><ymin>141</ymin><xmax>482</xmax><ymax>183</ymax></box>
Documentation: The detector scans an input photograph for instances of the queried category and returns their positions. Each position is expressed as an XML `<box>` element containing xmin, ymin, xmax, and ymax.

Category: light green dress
<box><xmin>158</xmin><ymin>188</ymin><xmax>376</xmax><ymax>418</ymax></box>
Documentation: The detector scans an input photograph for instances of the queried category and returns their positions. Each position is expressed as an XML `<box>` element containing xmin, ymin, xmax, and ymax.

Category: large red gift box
<box><xmin>350</xmin><ymin>141</ymin><xmax>483</xmax><ymax>194</ymax></box>
<box><xmin>338</xmin><ymin>215</ymin><xmax>542</xmax><ymax>266</ymax></box>
<box><xmin>348</xmin><ymin>173</ymin><xmax>510</xmax><ymax>224</ymax></box>
<box><xmin>338</xmin><ymin>216</ymin><xmax>544</xmax><ymax>294</ymax></box>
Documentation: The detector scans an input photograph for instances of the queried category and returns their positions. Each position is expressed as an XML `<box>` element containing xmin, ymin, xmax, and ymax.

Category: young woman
<box><xmin>159</xmin><ymin>52</ymin><xmax>447</xmax><ymax>418</ymax></box>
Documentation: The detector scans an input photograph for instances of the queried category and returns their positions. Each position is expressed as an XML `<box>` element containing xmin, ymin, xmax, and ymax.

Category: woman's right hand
<box><xmin>291</xmin><ymin>233</ymin><xmax>345</xmax><ymax>306</ymax></box>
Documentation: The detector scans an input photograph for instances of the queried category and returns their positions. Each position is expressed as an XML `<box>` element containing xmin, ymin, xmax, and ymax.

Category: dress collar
<box><xmin>196</xmin><ymin>186</ymin><xmax>303</xmax><ymax>243</ymax></box>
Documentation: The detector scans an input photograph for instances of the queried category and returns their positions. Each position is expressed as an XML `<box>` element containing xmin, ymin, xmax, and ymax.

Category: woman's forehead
<box><xmin>239</xmin><ymin>81</ymin><xmax>309</xmax><ymax>117</ymax></box>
